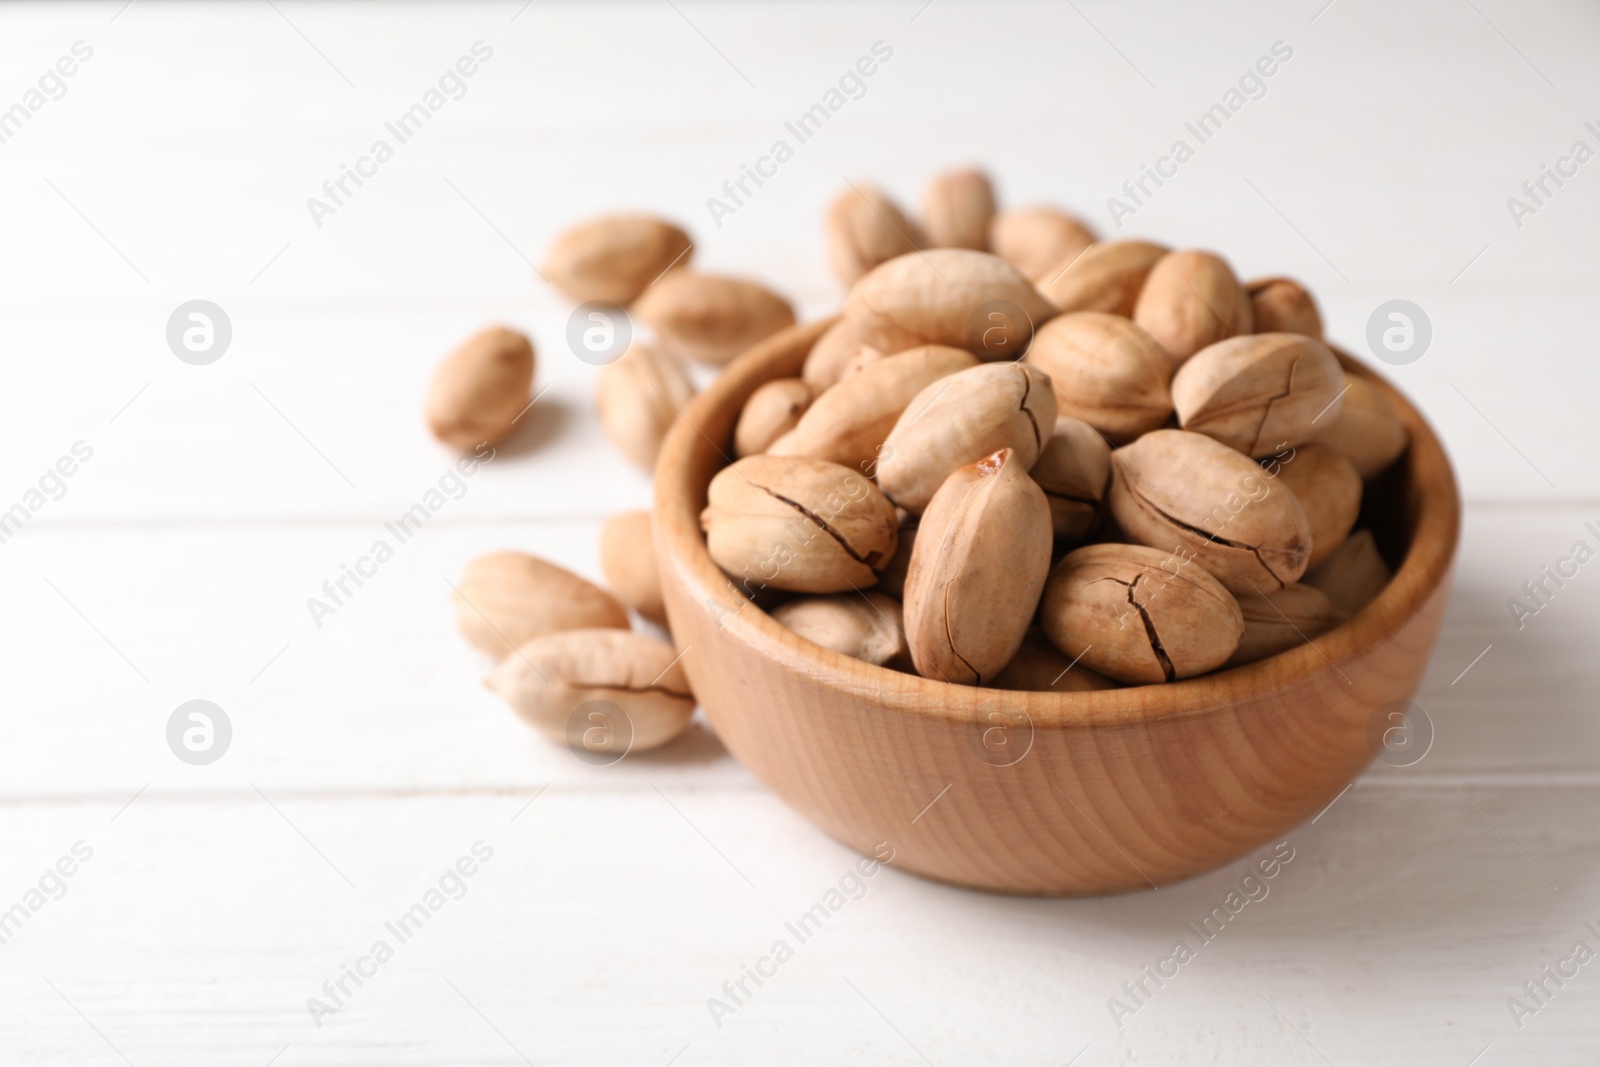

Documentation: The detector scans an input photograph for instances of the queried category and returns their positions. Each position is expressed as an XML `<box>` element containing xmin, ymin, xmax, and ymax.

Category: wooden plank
<box><xmin>0</xmin><ymin>783</ymin><xmax>1594</xmax><ymax>1064</ymax></box>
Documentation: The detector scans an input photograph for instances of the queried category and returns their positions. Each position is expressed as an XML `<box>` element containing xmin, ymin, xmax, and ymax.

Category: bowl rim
<box><xmin>654</xmin><ymin>316</ymin><xmax>1461</xmax><ymax>731</ymax></box>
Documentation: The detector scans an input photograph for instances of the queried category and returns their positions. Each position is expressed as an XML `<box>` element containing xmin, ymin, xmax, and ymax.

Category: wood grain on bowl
<box><xmin>653</xmin><ymin>318</ymin><xmax>1459</xmax><ymax>895</ymax></box>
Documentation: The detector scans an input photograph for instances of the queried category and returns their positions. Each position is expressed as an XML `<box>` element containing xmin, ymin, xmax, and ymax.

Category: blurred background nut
<box><xmin>769</xmin><ymin>345</ymin><xmax>976</xmax><ymax>473</ymax></box>
<box><xmin>1304</xmin><ymin>528</ymin><xmax>1392</xmax><ymax>616</ymax></box>
<box><xmin>921</xmin><ymin>167</ymin><xmax>996</xmax><ymax>250</ymax></box>
<box><xmin>825</xmin><ymin>183</ymin><xmax>925</xmax><ymax>286</ymax></box>
<box><xmin>1109</xmin><ymin>429</ymin><xmax>1311</xmax><ymax>594</ymax></box>
<box><xmin>599</xmin><ymin>510</ymin><xmax>667</xmax><ymax>626</ymax></box>
<box><xmin>1025</xmin><ymin>312</ymin><xmax>1173</xmax><ymax>443</ymax></box>
<box><xmin>877</xmin><ymin>363</ymin><xmax>1056</xmax><ymax>513</ymax></box>
<box><xmin>1246</xmin><ymin>276</ymin><xmax>1323</xmax><ymax>338</ymax></box>
<box><xmin>1270</xmin><ymin>442</ymin><xmax>1362</xmax><ymax>568</ymax></box>
<box><xmin>1315</xmin><ymin>373</ymin><xmax>1410</xmax><ymax>479</ymax></box>
<box><xmin>702</xmin><ymin>454</ymin><xmax>898</xmax><ymax>593</ymax></box>
<box><xmin>1040</xmin><ymin>542</ymin><xmax>1244</xmax><ymax>685</ymax></box>
<box><xmin>844</xmin><ymin>249</ymin><xmax>1055</xmax><ymax>358</ymax></box>
<box><xmin>735</xmin><ymin>378</ymin><xmax>813</xmax><ymax>457</ymax></box>
<box><xmin>453</xmin><ymin>551</ymin><xmax>628</xmax><ymax>657</ymax></box>
<box><xmin>903</xmin><ymin>448</ymin><xmax>1052</xmax><ymax>685</ymax></box>
<box><xmin>988</xmin><ymin>206</ymin><xmax>1095</xmax><ymax>283</ymax></box>
<box><xmin>1030</xmin><ymin>415</ymin><xmax>1111</xmax><ymax>541</ymax></box>
<box><xmin>1034</xmin><ymin>238</ymin><xmax>1167</xmax><ymax>315</ymax></box>
<box><xmin>1133</xmin><ymin>250</ymin><xmax>1252</xmax><ymax>365</ymax></box>
<box><xmin>596</xmin><ymin>342</ymin><xmax>695</xmax><ymax>471</ymax></box>
<box><xmin>484</xmin><ymin>629</ymin><xmax>694</xmax><ymax>752</ymax></box>
<box><xmin>425</xmin><ymin>326</ymin><xmax>535</xmax><ymax>451</ymax></box>
<box><xmin>541</xmin><ymin>214</ymin><xmax>692</xmax><ymax>305</ymax></box>
<box><xmin>1226</xmin><ymin>584</ymin><xmax>1347</xmax><ymax>667</ymax></box>
<box><xmin>772</xmin><ymin>592</ymin><xmax>908</xmax><ymax>668</ymax></box>
<box><xmin>631</xmin><ymin>271</ymin><xmax>795</xmax><ymax>366</ymax></box>
<box><xmin>990</xmin><ymin>628</ymin><xmax>1116</xmax><ymax>692</ymax></box>
<box><xmin>836</xmin><ymin>345</ymin><xmax>888</xmax><ymax>382</ymax></box>
<box><xmin>1172</xmin><ymin>333</ymin><xmax>1346</xmax><ymax>456</ymax></box>
<box><xmin>802</xmin><ymin>319</ymin><xmax>883</xmax><ymax>393</ymax></box>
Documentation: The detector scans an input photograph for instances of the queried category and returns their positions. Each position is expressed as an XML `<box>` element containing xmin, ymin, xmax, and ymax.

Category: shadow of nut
<box><xmin>566</xmin><ymin>698</ymin><xmax>635</xmax><ymax>766</ymax></box>
<box><xmin>964</xmin><ymin>299</ymin><xmax>1036</xmax><ymax>360</ymax></box>
<box><xmin>1366</xmin><ymin>699</ymin><xmax>1433</xmax><ymax>768</ymax></box>
<box><xmin>567</xmin><ymin>301</ymin><xmax>634</xmax><ymax>366</ymax></box>
<box><xmin>965</xmin><ymin>697</ymin><xmax>1034</xmax><ymax>768</ymax></box>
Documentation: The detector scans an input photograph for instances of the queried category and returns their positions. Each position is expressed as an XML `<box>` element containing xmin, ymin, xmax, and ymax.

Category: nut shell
<box><xmin>844</xmin><ymin>249</ymin><xmax>1056</xmax><ymax>359</ymax></box>
<box><xmin>1269</xmin><ymin>442</ymin><xmax>1362</xmax><ymax>569</ymax></box>
<box><xmin>769</xmin><ymin>345</ymin><xmax>977</xmax><ymax>474</ymax></box>
<box><xmin>1030</xmin><ymin>415</ymin><xmax>1111</xmax><ymax>541</ymax></box>
<box><xmin>1041</xmin><ymin>542</ymin><xmax>1244</xmax><ymax>684</ymax></box>
<box><xmin>876</xmin><ymin>363</ymin><xmax>1057</xmax><ymax>513</ymax></box>
<box><xmin>802</xmin><ymin>319</ymin><xmax>882</xmax><ymax>393</ymax></box>
<box><xmin>1108</xmin><ymin>429</ymin><xmax>1312</xmax><ymax>594</ymax></box>
<box><xmin>426</xmin><ymin>327</ymin><xmax>535</xmax><ymax>451</ymax></box>
<box><xmin>1034</xmin><ymin>238</ymin><xmax>1167</xmax><ymax>316</ymax></box>
<box><xmin>631</xmin><ymin>272</ymin><xmax>795</xmax><ymax>366</ymax></box>
<box><xmin>771</xmin><ymin>591</ymin><xmax>908</xmax><ymax>668</ymax></box>
<box><xmin>1314</xmin><ymin>374</ymin><xmax>1409</xmax><ymax>479</ymax></box>
<box><xmin>1172</xmin><ymin>333</ymin><xmax>1346</xmax><ymax>456</ymax></box>
<box><xmin>596</xmin><ymin>342</ymin><xmax>695</xmax><ymax>471</ymax></box>
<box><xmin>453</xmin><ymin>551</ymin><xmax>629</xmax><ymax>657</ymax></box>
<box><xmin>1133</xmin><ymin>250</ymin><xmax>1252</xmax><ymax>365</ymax></box>
<box><xmin>1303</xmin><ymin>528</ymin><xmax>1391</xmax><ymax>616</ymax></box>
<box><xmin>541</xmin><ymin>215</ymin><xmax>692</xmax><ymax>305</ymax></box>
<box><xmin>701</xmin><ymin>454</ymin><xmax>898</xmax><ymax>594</ymax></box>
<box><xmin>902</xmin><ymin>448</ymin><xmax>1052</xmax><ymax>685</ymax></box>
<box><xmin>990</xmin><ymin>628</ymin><xmax>1116</xmax><ymax>693</ymax></box>
<box><xmin>1226</xmin><ymin>583</ymin><xmax>1348</xmax><ymax>667</ymax></box>
<box><xmin>734</xmin><ymin>378</ymin><xmax>812</xmax><ymax>457</ymax></box>
<box><xmin>485</xmin><ymin>629</ymin><xmax>695</xmax><ymax>751</ymax></box>
<box><xmin>1246</xmin><ymin>276</ymin><xmax>1323</xmax><ymax>338</ymax></box>
<box><xmin>921</xmin><ymin>168</ymin><xmax>996</xmax><ymax>250</ymax></box>
<box><xmin>988</xmin><ymin>207</ymin><xmax>1095</xmax><ymax>283</ymax></box>
<box><xmin>836</xmin><ymin>345</ymin><xmax>889</xmax><ymax>382</ymax></box>
<box><xmin>599</xmin><ymin>510</ymin><xmax>667</xmax><ymax>625</ymax></box>
<box><xmin>1025</xmin><ymin>312</ymin><xmax>1174</xmax><ymax>443</ymax></box>
<box><xmin>825</xmin><ymin>184</ymin><xmax>925</xmax><ymax>286</ymax></box>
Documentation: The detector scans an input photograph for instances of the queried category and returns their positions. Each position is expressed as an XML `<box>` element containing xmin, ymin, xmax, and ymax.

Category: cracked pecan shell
<box><xmin>701</xmin><ymin>454</ymin><xmax>899</xmax><ymax>594</ymax></box>
<box><xmin>876</xmin><ymin>362</ymin><xmax>1057</xmax><ymax>514</ymax></box>
<box><xmin>1171</xmin><ymin>332</ymin><xmax>1345</xmax><ymax>457</ymax></box>
<box><xmin>1040</xmin><ymin>543</ymin><xmax>1244</xmax><ymax>685</ymax></box>
<box><xmin>1108</xmin><ymin>429</ymin><xmax>1311</xmax><ymax>595</ymax></box>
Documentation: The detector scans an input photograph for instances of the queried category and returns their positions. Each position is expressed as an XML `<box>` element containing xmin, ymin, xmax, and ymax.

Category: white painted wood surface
<box><xmin>1</xmin><ymin>1</ymin><xmax>1597</xmax><ymax>1062</ymax></box>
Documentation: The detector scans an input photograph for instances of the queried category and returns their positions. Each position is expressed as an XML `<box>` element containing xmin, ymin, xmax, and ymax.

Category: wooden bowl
<box><xmin>653</xmin><ymin>319</ymin><xmax>1460</xmax><ymax>895</ymax></box>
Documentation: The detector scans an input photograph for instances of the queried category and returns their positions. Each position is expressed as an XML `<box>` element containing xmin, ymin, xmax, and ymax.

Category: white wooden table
<box><xmin>2</xmin><ymin>1</ymin><xmax>1597</xmax><ymax>1062</ymax></box>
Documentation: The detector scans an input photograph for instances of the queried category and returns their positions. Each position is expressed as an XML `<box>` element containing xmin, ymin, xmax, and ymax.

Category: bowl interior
<box><xmin>656</xmin><ymin>317</ymin><xmax>1461</xmax><ymax>728</ymax></box>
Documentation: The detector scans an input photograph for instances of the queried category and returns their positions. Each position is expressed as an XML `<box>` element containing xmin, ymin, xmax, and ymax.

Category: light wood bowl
<box><xmin>653</xmin><ymin>318</ymin><xmax>1460</xmax><ymax>895</ymax></box>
